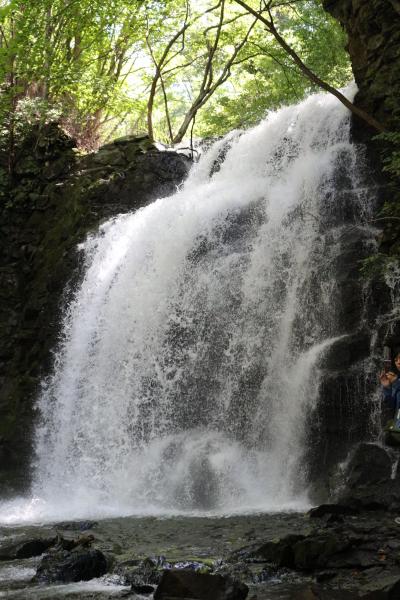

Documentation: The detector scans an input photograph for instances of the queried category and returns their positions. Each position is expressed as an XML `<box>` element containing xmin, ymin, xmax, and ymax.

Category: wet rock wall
<box><xmin>0</xmin><ymin>124</ymin><xmax>190</xmax><ymax>494</ymax></box>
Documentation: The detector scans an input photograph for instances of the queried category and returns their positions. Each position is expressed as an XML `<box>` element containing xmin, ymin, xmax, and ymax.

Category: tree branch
<box><xmin>172</xmin><ymin>15</ymin><xmax>258</xmax><ymax>143</ymax></box>
<box><xmin>232</xmin><ymin>0</ymin><xmax>386</xmax><ymax>132</ymax></box>
<box><xmin>160</xmin><ymin>73</ymin><xmax>174</xmax><ymax>143</ymax></box>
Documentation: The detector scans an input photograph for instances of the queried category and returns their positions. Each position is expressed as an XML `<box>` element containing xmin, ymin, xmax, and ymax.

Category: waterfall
<box><xmin>5</xmin><ymin>85</ymin><xmax>376</xmax><ymax>522</ymax></box>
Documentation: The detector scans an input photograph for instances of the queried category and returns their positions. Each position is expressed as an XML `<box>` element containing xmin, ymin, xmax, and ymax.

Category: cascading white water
<box><xmin>1</xmin><ymin>85</ymin><xmax>375</xmax><ymax>523</ymax></box>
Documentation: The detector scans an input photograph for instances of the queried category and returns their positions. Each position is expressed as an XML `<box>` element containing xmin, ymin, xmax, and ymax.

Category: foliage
<box><xmin>0</xmin><ymin>0</ymin><xmax>352</xmax><ymax>154</ymax></box>
<box><xmin>196</xmin><ymin>0</ymin><xmax>351</xmax><ymax>136</ymax></box>
<box><xmin>0</xmin><ymin>0</ymin><xmax>145</xmax><ymax>151</ymax></box>
<box><xmin>360</xmin><ymin>253</ymin><xmax>394</xmax><ymax>278</ymax></box>
<box><xmin>0</xmin><ymin>97</ymin><xmax>61</xmax><ymax>143</ymax></box>
<box><xmin>358</xmin><ymin>131</ymin><xmax>400</xmax><ymax>278</ymax></box>
<box><xmin>375</xmin><ymin>132</ymin><xmax>400</xmax><ymax>178</ymax></box>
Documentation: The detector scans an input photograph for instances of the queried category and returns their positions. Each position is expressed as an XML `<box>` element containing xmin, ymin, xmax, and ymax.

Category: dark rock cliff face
<box><xmin>303</xmin><ymin>0</ymin><xmax>400</xmax><ymax>498</ymax></box>
<box><xmin>327</xmin><ymin>0</ymin><xmax>400</xmax><ymax>318</ymax></box>
<box><xmin>0</xmin><ymin>124</ymin><xmax>190</xmax><ymax>494</ymax></box>
<box><xmin>323</xmin><ymin>0</ymin><xmax>400</xmax><ymax>134</ymax></box>
<box><xmin>303</xmin><ymin>159</ymin><xmax>388</xmax><ymax>499</ymax></box>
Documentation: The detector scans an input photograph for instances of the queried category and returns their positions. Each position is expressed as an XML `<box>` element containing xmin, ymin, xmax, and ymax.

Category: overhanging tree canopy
<box><xmin>0</xmin><ymin>0</ymin><xmax>367</xmax><ymax>157</ymax></box>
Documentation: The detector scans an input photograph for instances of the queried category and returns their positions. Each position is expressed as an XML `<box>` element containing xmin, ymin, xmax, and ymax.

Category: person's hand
<box><xmin>380</xmin><ymin>370</ymin><xmax>391</xmax><ymax>387</ymax></box>
<box><xmin>387</xmin><ymin>371</ymin><xmax>398</xmax><ymax>384</ymax></box>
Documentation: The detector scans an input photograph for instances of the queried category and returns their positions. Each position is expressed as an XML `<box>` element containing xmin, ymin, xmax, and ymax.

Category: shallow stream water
<box><xmin>0</xmin><ymin>513</ymin><xmax>312</xmax><ymax>599</ymax></box>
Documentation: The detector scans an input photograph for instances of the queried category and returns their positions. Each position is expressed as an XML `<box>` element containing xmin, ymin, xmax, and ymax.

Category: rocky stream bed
<box><xmin>1</xmin><ymin>443</ymin><xmax>400</xmax><ymax>600</ymax></box>
<box><xmin>1</xmin><ymin>506</ymin><xmax>400</xmax><ymax>600</ymax></box>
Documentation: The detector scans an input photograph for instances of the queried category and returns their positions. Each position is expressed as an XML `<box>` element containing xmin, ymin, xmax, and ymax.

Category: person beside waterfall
<box><xmin>380</xmin><ymin>349</ymin><xmax>400</xmax><ymax>445</ymax></box>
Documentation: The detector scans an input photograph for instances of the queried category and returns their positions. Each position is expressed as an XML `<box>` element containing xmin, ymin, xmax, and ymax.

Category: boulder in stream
<box><xmin>244</xmin><ymin>534</ymin><xmax>306</xmax><ymax>568</ymax></box>
<box><xmin>0</xmin><ymin>536</ymin><xmax>56</xmax><ymax>561</ymax></box>
<box><xmin>154</xmin><ymin>569</ymin><xmax>248</xmax><ymax>600</ymax></box>
<box><xmin>308</xmin><ymin>504</ymin><xmax>358</xmax><ymax>519</ymax></box>
<box><xmin>34</xmin><ymin>547</ymin><xmax>108</xmax><ymax>583</ymax></box>
<box><xmin>344</xmin><ymin>443</ymin><xmax>392</xmax><ymax>488</ymax></box>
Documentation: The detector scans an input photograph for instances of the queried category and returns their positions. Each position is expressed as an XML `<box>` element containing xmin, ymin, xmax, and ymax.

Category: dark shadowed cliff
<box><xmin>0</xmin><ymin>128</ymin><xmax>190</xmax><ymax>494</ymax></box>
